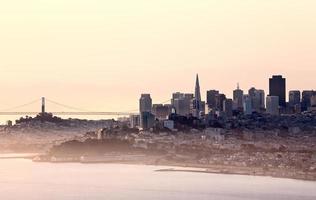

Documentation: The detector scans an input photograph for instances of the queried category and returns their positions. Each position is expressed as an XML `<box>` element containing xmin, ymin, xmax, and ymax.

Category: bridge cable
<box><xmin>122</xmin><ymin>98</ymin><xmax>171</xmax><ymax>113</ymax></box>
<box><xmin>45</xmin><ymin>98</ymin><xmax>92</xmax><ymax>112</ymax></box>
<box><xmin>0</xmin><ymin>98</ymin><xmax>41</xmax><ymax>112</ymax></box>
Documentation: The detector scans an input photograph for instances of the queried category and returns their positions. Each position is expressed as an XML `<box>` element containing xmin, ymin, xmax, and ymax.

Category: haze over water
<box><xmin>0</xmin><ymin>115</ymin><xmax>118</xmax><ymax>125</ymax></box>
<box><xmin>0</xmin><ymin>158</ymin><xmax>315</xmax><ymax>200</ymax></box>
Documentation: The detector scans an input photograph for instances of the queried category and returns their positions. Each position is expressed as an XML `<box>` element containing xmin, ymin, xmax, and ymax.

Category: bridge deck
<box><xmin>0</xmin><ymin>112</ymin><xmax>136</xmax><ymax>116</ymax></box>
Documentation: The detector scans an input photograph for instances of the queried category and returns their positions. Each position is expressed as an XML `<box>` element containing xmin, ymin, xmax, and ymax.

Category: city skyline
<box><xmin>1</xmin><ymin>1</ymin><xmax>316</xmax><ymax>112</ymax></box>
<box><xmin>1</xmin><ymin>1</ymin><xmax>316</xmax><ymax>196</ymax></box>
<box><xmin>0</xmin><ymin>73</ymin><xmax>314</xmax><ymax>113</ymax></box>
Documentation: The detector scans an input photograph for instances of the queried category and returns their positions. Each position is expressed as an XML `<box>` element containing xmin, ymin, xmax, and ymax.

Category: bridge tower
<box><xmin>41</xmin><ymin>97</ymin><xmax>45</xmax><ymax>113</ymax></box>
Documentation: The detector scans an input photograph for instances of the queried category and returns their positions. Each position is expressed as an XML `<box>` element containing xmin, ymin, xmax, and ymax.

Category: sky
<box><xmin>0</xmin><ymin>0</ymin><xmax>315</xmax><ymax>113</ymax></box>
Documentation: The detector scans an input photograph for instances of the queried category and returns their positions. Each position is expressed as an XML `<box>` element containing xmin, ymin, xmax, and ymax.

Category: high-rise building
<box><xmin>139</xmin><ymin>94</ymin><xmax>153</xmax><ymax>129</ymax></box>
<box><xmin>233</xmin><ymin>83</ymin><xmax>244</xmax><ymax>111</ymax></box>
<box><xmin>289</xmin><ymin>90</ymin><xmax>301</xmax><ymax>107</ymax></box>
<box><xmin>215</xmin><ymin>93</ymin><xmax>226</xmax><ymax>111</ymax></box>
<box><xmin>301</xmin><ymin>90</ymin><xmax>316</xmax><ymax>111</ymax></box>
<box><xmin>248</xmin><ymin>87</ymin><xmax>260</xmax><ymax>112</ymax></box>
<box><xmin>140</xmin><ymin>112</ymin><xmax>155</xmax><ymax>130</ymax></box>
<box><xmin>139</xmin><ymin>94</ymin><xmax>152</xmax><ymax>113</ymax></box>
<box><xmin>269</xmin><ymin>75</ymin><xmax>286</xmax><ymax>107</ymax></box>
<box><xmin>223</xmin><ymin>99</ymin><xmax>233</xmax><ymax>118</ymax></box>
<box><xmin>310</xmin><ymin>95</ymin><xmax>316</xmax><ymax>107</ymax></box>
<box><xmin>256</xmin><ymin>89</ymin><xmax>265</xmax><ymax>109</ymax></box>
<box><xmin>243</xmin><ymin>95</ymin><xmax>252</xmax><ymax>115</ymax></box>
<box><xmin>207</xmin><ymin>90</ymin><xmax>219</xmax><ymax>111</ymax></box>
<box><xmin>193</xmin><ymin>74</ymin><xmax>203</xmax><ymax>118</ymax></box>
<box><xmin>248</xmin><ymin>87</ymin><xmax>265</xmax><ymax>112</ymax></box>
<box><xmin>266</xmin><ymin>96</ymin><xmax>279</xmax><ymax>115</ymax></box>
<box><xmin>152</xmin><ymin>104</ymin><xmax>172</xmax><ymax>120</ymax></box>
<box><xmin>171</xmin><ymin>92</ymin><xmax>193</xmax><ymax>116</ymax></box>
<box><xmin>192</xmin><ymin>99</ymin><xmax>205</xmax><ymax>118</ymax></box>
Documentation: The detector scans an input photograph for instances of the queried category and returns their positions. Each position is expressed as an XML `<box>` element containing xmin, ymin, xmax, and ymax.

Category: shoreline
<box><xmin>30</xmin><ymin>154</ymin><xmax>316</xmax><ymax>182</ymax></box>
<box><xmin>0</xmin><ymin>153</ymin><xmax>41</xmax><ymax>159</ymax></box>
<box><xmin>1</xmin><ymin>153</ymin><xmax>314</xmax><ymax>182</ymax></box>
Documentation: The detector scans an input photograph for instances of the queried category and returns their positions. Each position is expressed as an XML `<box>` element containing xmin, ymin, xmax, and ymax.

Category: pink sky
<box><xmin>0</xmin><ymin>0</ymin><xmax>315</xmax><ymax>113</ymax></box>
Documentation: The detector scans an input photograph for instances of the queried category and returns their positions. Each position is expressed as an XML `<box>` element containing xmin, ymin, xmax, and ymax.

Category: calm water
<box><xmin>0</xmin><ymin>158</ymin><xmax>315</xmax><ymax>200</ymax></box>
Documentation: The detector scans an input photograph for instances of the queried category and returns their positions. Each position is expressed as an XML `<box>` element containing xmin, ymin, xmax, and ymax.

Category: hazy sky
<box><xmin>0</xmin><ymin>0</ymin><xmax>315</xmax><ymax>112</ymax></box>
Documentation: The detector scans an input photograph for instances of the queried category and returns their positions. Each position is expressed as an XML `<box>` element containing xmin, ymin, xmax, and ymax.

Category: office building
<box><xmin>207</xmin><ymin>90</ymin><xmax>219</xmax><ymax>111</ymax></box>
<box><xmin>233</xmin><ymin>84</ymin><xmax>244</xmax><ymax>111</ymax></box>
<box><xmin>139</xmin><ymin>94</ymin><xmax>152</xmax><ymax>113</ymax></box>
<box><xmin>140</xmin><ymin>111</ymin><xmax>155</xmax><ymax>129</ymax></box>
<box><xmin>223</xmin><ymin>99</ymin><xmax>233</xmax><ymax>118</ymax></box>
<box><xmin>215</xmin><ymin>93</ymin><xmax>226</xmax><ymax>111</ymax></box>
<box><xmin>289</xmin><ymin>90</ymin><xmax>301</xmax><ymax>107</ymax></box>
<box><xmin>248</xmin><ymin>87</ymin><xmax>265</xmax><ymax>112</ymax></box>
<box><xmin>269</xmin><ymin>75</ymin><xmax>286</xmax><ymax>107</ymax></box>
<box><xmin>256</xmin><ymin>89</ymin><xmax>265</xmax><ymax>109</ymax></box>
<box><xmin>192</xmin><ymin>99</ymin><xmax>206</xmax><ymax>118</ymax></box>
<box><xmin>311</xmin><ymin>95</ymin><xmax>316</xmax><ymax>107</ymax></box>
<box><xmin>193</xmin><ymin>74</ymin><xmax>203</xmax><ymax>118</ymax></box>
<box><xmin>243</xmin><ymin>95</ymin><xmax>252</xmax><ymax>115</ymax></box>
<box><xmin>152</xmin><ymin>104</ymin><xmax>172</xmax><ymax>120</ymax></box>
<box><xmin>171</xmin><ymin>92</ymin><xmax>193</xmax><ymax>116</ymax></box>
<box><xmin>266</xmin><ymin>96</ymin><xmax>279</xmax><ymax>115</ymax></box>
<box><xmin>302</xmin><ymin>90</ymin><xmax>316</xmax><ymax>111</ymax></box>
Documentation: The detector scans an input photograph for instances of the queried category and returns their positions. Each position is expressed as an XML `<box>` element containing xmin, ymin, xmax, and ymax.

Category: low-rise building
<box><xmin>163</xmin><ymin>120</ymin><xmax>175</xmax><ymax>130</ymax></box>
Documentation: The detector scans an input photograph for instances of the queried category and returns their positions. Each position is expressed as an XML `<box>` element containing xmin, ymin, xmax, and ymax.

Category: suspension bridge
<box><xmin>0</xmin><ymin>97</ymin><xmax>139</xmax><ymax>116</ymax></box>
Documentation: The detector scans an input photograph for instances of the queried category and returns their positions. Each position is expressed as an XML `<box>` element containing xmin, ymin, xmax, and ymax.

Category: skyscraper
<box><xmin>289</xmin><ymin>90</ymin><xmax>301</xmax><ymax>107</ymax></box>
<box><xmin>269</xmin><ymin>75</ymin><xmax>286</xmax><ymax>107</ymax></box>
<box><xmin>171</xmin><ymin>92</ymin><xmax>193</xmax><ymax>116</ymax></box>
<box><xmin>243</xmin><ymin>95</ymin><xmax>252</xmax><ymax>115</ymax></box>
<box><xmin>152</xmin><ymin>104</ymin><xmax>172</xmax><ymax>120</ymax></box>
<box><xmin>139</xmin><ymin>94</ymin><xmax>154</xmax><ymax>129</ymax></box>
<box><xmin>302</xmin><ymin>90</ymin><xmax>316</xmax><ymax>111</ymax></box>
<box><xmin>223</xmin><ymin>99</ymin><xmax>233</xmax><ymax>118</ymax></box>
<box><xmin>266</xmin><ymin>96</ymin><xmax>279</xmax><ymax>115</ymax></box>
<box><xmin>248</xmin><ymin>87</ymin><xmax>265</xmax><ymax>112</ymax></box>
<box><xmin>311</xmin><ymin>95</ymin><xmax>316</xmax><ymax>107</ymax></box>
<box><xmin>140</xmin><ymin>112</ymin><xmax>155</xmax><ymax>129</ymax></box>
<box><xmin>233</xmin><ymin>83</ymin><xmax>243</xmax><ymax>111</ymax></box>
<box><xmin>139</xmin><ymin>94</ymin><xmax>152</xmax><ymax>113</ymax></box>
<box><xmin>207</xmin><ymin>90</ymin><xmax>219</xmax><ymax>111</ymax></box>
<box><xmin>194</xmin><ymin>74</ymin><xmax>203</xmax><ymax>118</ymax></box>
<box><xmin>215</xmin><ymin>93</ymin><xmax>226</xmax><ymax>111</ymax></box>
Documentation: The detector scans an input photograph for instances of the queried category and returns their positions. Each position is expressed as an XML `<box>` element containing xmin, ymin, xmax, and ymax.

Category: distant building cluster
<box><xmin>131</xmin><ymin>74</ymin><xmax>316</xmax><ymax>130</ymax></box>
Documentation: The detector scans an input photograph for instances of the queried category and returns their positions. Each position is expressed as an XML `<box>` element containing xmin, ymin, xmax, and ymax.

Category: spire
<box><xmin>194</xmin><ymin>74</ymin><xmax>202</xmax><ymax>118</ymax></box>
<box><xmin>237</xmin><ymin>82</ymin><xmax>240</xmax><ymax>90</ymax></box>
<box><xmin>195</xmin><ymin>74</ymin><xmax>201</xmax><ymax>101</ymax></box>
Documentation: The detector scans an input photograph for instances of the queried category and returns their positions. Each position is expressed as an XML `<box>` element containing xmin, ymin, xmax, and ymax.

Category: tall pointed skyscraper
<box><xmin>195</xmin><ymin>74</ymin><xmax>201</xmax><ymax>102</ymax></box>
<box><xmin>194</xmin><ymin>74</ymin><xmax>202</xmax><ymax>118</ymax></box>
